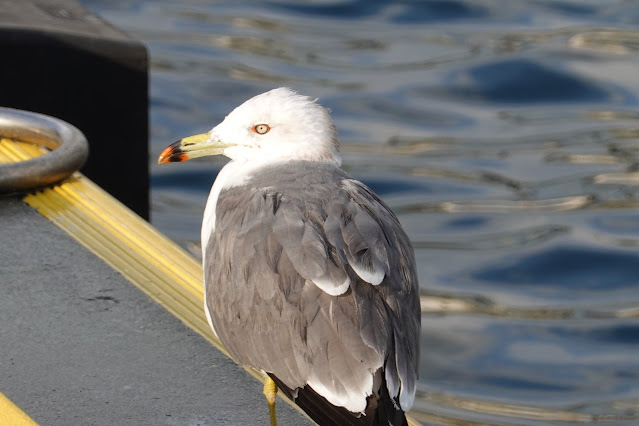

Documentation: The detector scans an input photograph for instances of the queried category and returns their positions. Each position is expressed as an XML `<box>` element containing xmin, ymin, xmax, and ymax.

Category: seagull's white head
<box><xmin>159</xmin><ymin>87</ymin><xmax>341</xmax><ymax>166</ymax></box>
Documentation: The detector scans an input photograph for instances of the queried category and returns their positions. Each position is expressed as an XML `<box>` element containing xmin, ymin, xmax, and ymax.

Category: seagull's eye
<box><xmin>252</xmin><ymin>124</ymin><xmax>271</xmax><ymax>135</ymax></box>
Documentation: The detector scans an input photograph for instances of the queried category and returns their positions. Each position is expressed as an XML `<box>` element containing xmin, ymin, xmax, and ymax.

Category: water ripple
<box><xmin>440</xmin><ymin>58</ymin><xmax>612</xmax><ymax>104</ymax></box>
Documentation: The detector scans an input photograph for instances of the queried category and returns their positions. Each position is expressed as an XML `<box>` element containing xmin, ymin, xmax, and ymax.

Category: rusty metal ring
<box><xmin>0</xmin><ymin>107</ymin><xmax>88</xmax><ymax>194</ymax></box>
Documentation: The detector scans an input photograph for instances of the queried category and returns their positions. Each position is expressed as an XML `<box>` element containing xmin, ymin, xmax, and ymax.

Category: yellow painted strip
<box><xmin>0</xmin><ymin>393</ymin><xmax>38</xmax><ymax>426</ymax></box>
<box><xmin>0</xmin><ymin>138</ymin><xmax>421</xmax><ymax>426</ymax></box>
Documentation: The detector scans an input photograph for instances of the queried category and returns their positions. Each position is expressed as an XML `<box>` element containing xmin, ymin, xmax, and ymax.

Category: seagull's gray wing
<box><xmin>204</xmin><ymin>162</ymin><xmax>420</xmax><ymax>418</ymax></box>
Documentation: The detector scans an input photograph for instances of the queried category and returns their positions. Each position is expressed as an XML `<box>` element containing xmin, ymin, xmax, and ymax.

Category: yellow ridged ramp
<box><xmin>0</xmin><ymin>138</ymin><xmax>421</xmax><ymax>426</ymax></box>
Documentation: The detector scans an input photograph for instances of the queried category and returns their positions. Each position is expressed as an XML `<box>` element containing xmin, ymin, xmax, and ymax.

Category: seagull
<box><xmin>158</xmin><ymin>88</ymin><xmax>420</xmax><ymax>426</ymax></box>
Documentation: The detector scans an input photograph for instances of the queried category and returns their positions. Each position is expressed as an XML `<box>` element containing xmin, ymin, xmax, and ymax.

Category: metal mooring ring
<box><xmin>0</xmin><ymin>107</ymin><xmax>89</xmax><ymax>194</ymax></box>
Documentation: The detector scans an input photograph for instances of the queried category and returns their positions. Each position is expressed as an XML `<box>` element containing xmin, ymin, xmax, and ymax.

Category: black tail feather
<box><xmin>268</xmin><ymin>373</ymin><xmax>407</xmax><ymax>426</ymax></box>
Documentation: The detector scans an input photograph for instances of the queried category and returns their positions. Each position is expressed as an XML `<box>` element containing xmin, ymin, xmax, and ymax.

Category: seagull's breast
<box><xmin>200</xmin><ymin>161</ymin><xmax>241</xmax><ymax>257</ymax></box>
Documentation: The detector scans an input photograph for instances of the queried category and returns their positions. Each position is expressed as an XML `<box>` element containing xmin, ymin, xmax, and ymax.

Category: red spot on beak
<box><xmin>158</xmin><ymin>141</ymin><xmax>189</xmax><ymax>164</ymax></box>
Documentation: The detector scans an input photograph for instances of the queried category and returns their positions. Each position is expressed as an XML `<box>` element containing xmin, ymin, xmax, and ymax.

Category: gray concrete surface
<box><xmin>0</xmin><ymin>196</ymin><xmax>311</xmax><ymax>425</ymax></box>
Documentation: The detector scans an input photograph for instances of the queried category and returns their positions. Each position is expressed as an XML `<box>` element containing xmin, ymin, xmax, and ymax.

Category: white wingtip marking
<box><xmin>350</xmin><ymin>261</ymin><xmax>385</xmax><ymax>285</ymax></box>
<box><xmin>400</xmin><ymin>387</ymin><xmax>415</xmax><ymax>411</ymax></box>
<box><xmin>307</xmin><ymin>373</ymin><xmax>371</xmax><ymax>413</ymax></box>
<box><xmin>311</xmin><ymin>276</ymin><xmax>350</xmax><ymax>296</ymax></box>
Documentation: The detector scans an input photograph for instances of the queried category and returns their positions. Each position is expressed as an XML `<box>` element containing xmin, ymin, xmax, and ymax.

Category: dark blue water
<box><xmin>82</xmin><ymin>0</ymin><xmax>639</xmax><ymax>423</ymax></box>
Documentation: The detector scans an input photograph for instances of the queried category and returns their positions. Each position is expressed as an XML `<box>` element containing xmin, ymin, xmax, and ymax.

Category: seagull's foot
<box><xmin>263</xmin><ymin>375</ymin><xmax>278</xmax><ymax>426</ymax></box>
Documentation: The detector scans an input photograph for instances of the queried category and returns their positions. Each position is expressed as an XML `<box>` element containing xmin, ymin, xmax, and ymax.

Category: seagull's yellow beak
<box><xmin>158</xmin><ymin>133</ymin><xmax>232</xmax><ymax>164</ymax></box>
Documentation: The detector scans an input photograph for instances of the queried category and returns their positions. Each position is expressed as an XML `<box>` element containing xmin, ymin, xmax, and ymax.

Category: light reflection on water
<box><xmin>82</xmin><ymin>0</ymin><xmax>639</xmax><ymax>423</ymax></box>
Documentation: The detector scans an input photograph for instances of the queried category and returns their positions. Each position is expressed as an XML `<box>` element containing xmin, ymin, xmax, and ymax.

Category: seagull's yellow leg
<box><xmin>263</xmin><ymin>375</ymin><xmax>278</xmax><ymax>426</ymax></box>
